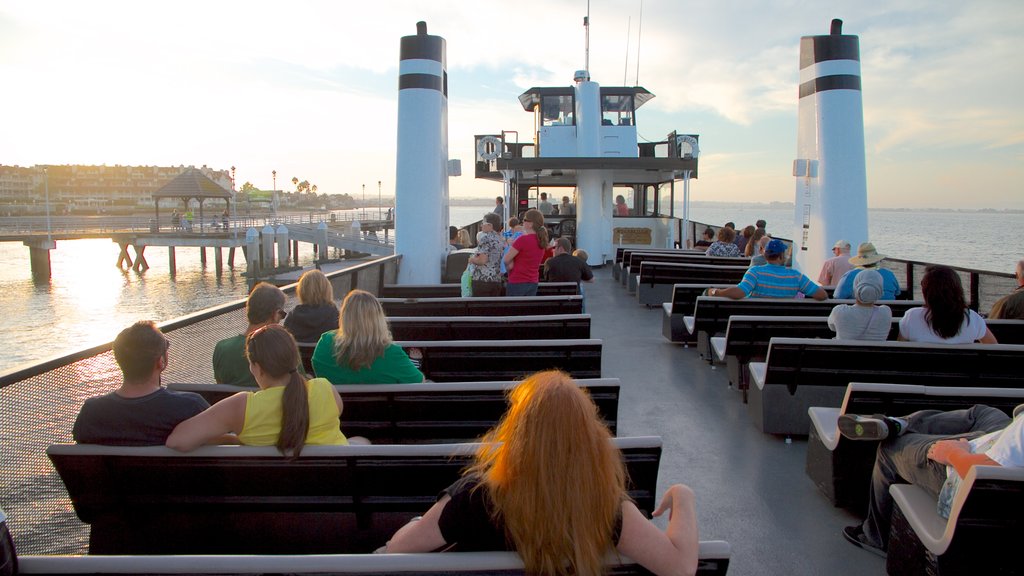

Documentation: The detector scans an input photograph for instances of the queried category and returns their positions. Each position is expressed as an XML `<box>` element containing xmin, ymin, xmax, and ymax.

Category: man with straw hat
<box><xmin>833</xmin><ymin>242</ymin><xmax>901</xmax><ymax>300</ymax></box>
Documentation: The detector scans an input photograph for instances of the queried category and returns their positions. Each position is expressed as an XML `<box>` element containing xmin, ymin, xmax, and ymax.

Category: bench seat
<box><xmin>661</xmin><ymin>284</ymin><xmax>732</xmax><ymax>343</ymax></box>
<box><xmin>380</xmin><ymin>282</ymin><xmax>578</xmax><ymax>298</ymax></box>
<box><xmin>379</xmin><ymin>296</ymin><xmax>583</xmax><ymax>317</ymax></box>
<box><xmin>886</xmin><ymin>466</ymin><xmax>1024</xmax><ymax>575</ymax></box>
<box><xmin>398</xmin><ymin>339</ymin><xmax>602</xmax><ymax>382</ymax></box>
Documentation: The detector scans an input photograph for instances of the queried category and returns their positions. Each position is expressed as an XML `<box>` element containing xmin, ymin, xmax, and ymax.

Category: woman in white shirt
<box><xmin>899</xmin><ymin>265</ymin><xmax>998</xmax><ymax>344</ymax></box>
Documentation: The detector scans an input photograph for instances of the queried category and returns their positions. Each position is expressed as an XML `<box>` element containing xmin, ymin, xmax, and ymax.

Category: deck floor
<box><xmin>587</xmin><ymin>268</ymin><xmax>884</xmax><ymax>575</ymax></box>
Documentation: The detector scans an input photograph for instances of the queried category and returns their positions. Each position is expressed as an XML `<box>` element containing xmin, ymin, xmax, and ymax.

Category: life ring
<box><xmin>676</xmin><ymin>134</ymin><xmax>700</xmax><ymax>159</ymax></box>
<box><xmin>477</xmin><ymin>135</ymin><xmax>503</xmax><ymax>161</ymax></box>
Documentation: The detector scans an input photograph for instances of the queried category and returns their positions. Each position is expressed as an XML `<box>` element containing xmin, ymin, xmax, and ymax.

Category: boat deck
<box><xmin>586</xmin><ymin>267</ymin><xmax>882</xmax><ymax>575</ymax></box>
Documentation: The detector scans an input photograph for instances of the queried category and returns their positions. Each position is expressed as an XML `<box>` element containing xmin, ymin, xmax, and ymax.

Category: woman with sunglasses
<box><xmin>503</xmin><ymin>209</ymin><xmax>549</xmax><ymax>297</ymax></box>
<box><xmin>167</xmin><ymin>324</ymin><xmax>350</xmax><ymax>454</ymax></box>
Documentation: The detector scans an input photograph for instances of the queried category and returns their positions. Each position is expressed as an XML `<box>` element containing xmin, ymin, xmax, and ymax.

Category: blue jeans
<box><xmin>861</xmin><ymin>405</ymin><xmax>1010</xmax><ymax>550</ymax></box>
<box><xmin>506</xmin><ymin>282</ymin><xmax>538</xmax><ymax>297</ymax></box>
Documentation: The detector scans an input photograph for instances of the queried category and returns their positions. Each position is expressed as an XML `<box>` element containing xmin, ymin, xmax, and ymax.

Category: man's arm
<box><xmin>708</xmin><ymin>286</ymin><xmax>746</xmax><ymax>300</ymax></box>
<box><xmin>928</xmin><ymin>438</ymin><xmax>1000</xmax><ymax>479</ymax></box>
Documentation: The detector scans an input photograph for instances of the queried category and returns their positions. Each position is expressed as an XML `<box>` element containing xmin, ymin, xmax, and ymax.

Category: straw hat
<box><xmin>849</xmin><ymin>242</ymin><xmax>886</xmax><ymax>266</ymax></box>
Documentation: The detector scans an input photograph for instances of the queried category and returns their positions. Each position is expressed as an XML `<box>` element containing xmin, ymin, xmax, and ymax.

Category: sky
<box><xmin>1</xmin><ymin>0</ymin><xmax>1021</xmax><ymax>209</ymax></box>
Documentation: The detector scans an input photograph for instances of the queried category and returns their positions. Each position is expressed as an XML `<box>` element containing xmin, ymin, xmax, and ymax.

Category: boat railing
<box><xmin>0</xmin><ymin>255</ymin><xmax>400</xmax><ymax>555</ymax></box>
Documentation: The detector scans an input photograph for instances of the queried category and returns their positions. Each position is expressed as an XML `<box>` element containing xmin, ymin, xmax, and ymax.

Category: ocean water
<box><xmin>0</xmin><ymin>206</ymin><xmax>1017</xmax><ymax>374</ymax></box>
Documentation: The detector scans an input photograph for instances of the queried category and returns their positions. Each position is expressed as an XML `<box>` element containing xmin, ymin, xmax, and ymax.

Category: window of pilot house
<box><xmin>601</xmin><ymin>95</ymin><xmax>634</xmax><ymax>126</ymax></box>
<box><xmin>541</xmin><ymin>95</ymin><xmax>574</xmax><ymax>127</ymax></box>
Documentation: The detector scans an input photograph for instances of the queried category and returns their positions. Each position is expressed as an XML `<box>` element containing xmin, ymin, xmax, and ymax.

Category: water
<box><xmin>0</xmin><ymin>206</ymin><xmax>1017</xmax><ymax>374</ymax></box>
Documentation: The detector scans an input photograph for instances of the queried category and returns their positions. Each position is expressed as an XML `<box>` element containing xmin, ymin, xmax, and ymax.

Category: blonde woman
<box><xmin>384</xmin><ymin>370</ymin><xmax>698</xmax><ymax>576</ymax></box>
<box><xmin>283</xmin><ymin>269</ymin><xmax>339</xmax><ymax>344</ymax></box>
<box><xmin>311</xmin><ymin>290</ymin><xmax>424</xmax><ymax>384</ymax></box>
<box><xmin>167</xmin><ymin>324</ymin><xmax>349</xmax><ymax>454</ymax></box>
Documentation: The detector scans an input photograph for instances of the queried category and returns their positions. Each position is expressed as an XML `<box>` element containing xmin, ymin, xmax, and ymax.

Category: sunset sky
<box><xmin>1</xmin><ymin>0</ymin><xmax>1021</xmax><ymax>209</ymax></box>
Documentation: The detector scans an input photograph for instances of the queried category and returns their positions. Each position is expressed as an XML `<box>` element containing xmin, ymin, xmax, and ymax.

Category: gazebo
<box><xmin>152</xmin><ymin>168</ymin><xmax>232</xmax><ymax>232</ymax></box>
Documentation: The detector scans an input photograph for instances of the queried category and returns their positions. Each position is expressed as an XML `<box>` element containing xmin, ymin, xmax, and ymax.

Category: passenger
<box><xmin>538</xmin><ymin>192</ymin><xmax>553</xmax><ymax>215</ymax></box>
<box><xmin>469</xmin><ymin>212</ymin><xmax>505</xmax><ymax>297</ymax></box>
<box><xmin>447</xmin><ymin>226</ymin><xmax>462</xmax><ymax>252</ymax></box>
<box><xmin>838</xmin><ymin>403</ymin><xmax>1024</xmax><ymax>557</ymax></box>
<box><xmin>456</xmin><ymin>228</ymin><xmax>473</xmax><ymax>249</ymax></box>
<box><xmin>382</xmin><ymin>371</ymin><xmax>699</xmax><ymax>576</ymax></box>
<box><xmin>167</xmin><ymin>325</ymin><xmax>352</xmax><ymax>453</ymax></box>
<box><xmin>704</xmin><ymin>227</ymin><xmax>741</xmax><ymax>258</ymax></box>
<box><xmin>818</xmin><ymin>239</ymin><xmax>854</xmax><ymax>286</ymax></box>
<box><xmin>213</xmin><ymin>282</ymin><xmax>294</xmax><ymax>387</ymax></box>
<box><xmin>744</xmin><ymin>228</ymin><xmax>767</xmax><ymax>259</ymax></box>
<box><xmin>899</xmin><ymin>265</ymin><xmax>998</xmax><ymax>344</ymax></box>
<box><xmin>735</xmin><ymin>225</ymin><xmax>755</xmax><ymax>254</ymax></box>
<box><xmin>749</xmin><ymin>234</ymin><xmax>771</xmax><ymax>266</ymax></box>
<box><xmin>73</xmin><ymin>321</ymin><xmax>208</xmax><ymax>446</ymax></box>
<box><xmin>614</xmin><ymin>194</ymin><xmax>630</xmax><ymax>216</ymax></box>
<box><xmin>694</xmin><ymin>227</ymin><xmax>715</xmax><ymax>249</ymax></box>
<box><xmin>311</xmin><ymin>290</ymin><xmax>424</xmax><ymax>384</ymax></box>
<box><xmin>283</xmin><ymin>269</ymin><xmax>339</xmax><ymax>345</ymax></box>
<box><xmin>827</xmin><ymin>269</ymin><xmax>892</xmax><ymax>340</ymax></box>
<box><xmin>504</xmin><ymin>209</ymin><xmax>548</xmax><ymax>297</ymax></box>
<box><xmin>988</xmin><ymin>258</ymin><xmax>1024</xmax><ymax>320</ymax></box>
<box><xmin>492</xmin><ymin>196</ymin><xmax>504</xmax><ymax>215</ymax></box>
<box><xmin>755</xmin><ymin>219</ymin><xmax>767</xmax><ymax>232</ymax></box>
<box><xmin>560</xmin><ymin>195</ymin><xmax>576</xmax><ymax>215</ymax></box>
<box><xmin>544</xmin><ymin>237</ymin><xmax>593</xmax><ymax>287</ymax></box>
<box><xmin>833</xmin><ymin>242</ymin><xmax>901</xmax><ymax>300</ymax></box>
<box><xmin>709</xmin><ymin>239</ymin><xmax>827</xmax><ymax>300</ymax></box>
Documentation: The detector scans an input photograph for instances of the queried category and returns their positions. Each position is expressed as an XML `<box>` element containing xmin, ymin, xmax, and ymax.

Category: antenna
<box><xmin>634</xmin><ymin>0</ymin><xmax>643</xmax><ymax>85</ymax></box>
<box><xmin>584</xmin><ymin>0</ymin><xmax>591</xmax><ymax>73</ymax></box>
<box><xmin>623</xmin><ymin>16</ymin><xmax>631</xmax><ymax>85</ymax></box>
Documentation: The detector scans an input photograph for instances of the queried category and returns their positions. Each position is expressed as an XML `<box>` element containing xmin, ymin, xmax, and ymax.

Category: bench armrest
<box><xmin>710</xmin><ymin>337</ymin><xmax>727</xmax><ymax>362</ymax></box>
<box><xmin>807</xmin><ymin>407</ymin><xmax>841</xmax><ymax>450</ymax></box>
<box><xmin>684</xmin><ymin>316</ymin><xmax>696</xmax><ymax>335</ymax></box>
<box><xmin>889</xmin><ymin>484</ymin><xmax>951</xmax><ymax>555</ymax></box>
<box><xmin>748</xmin><ymin>362</ymin><xmax>767</xmax><ymax>391</ymax></box>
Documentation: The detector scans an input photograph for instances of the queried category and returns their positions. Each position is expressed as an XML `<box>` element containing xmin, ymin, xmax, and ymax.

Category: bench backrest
<box><xmin>986</xmin><ymin>319</ymin><xmax>1024</xmax><ymax>345</ymax></box>
<box><xmin>840</xmin><ymin>382</ymin><xmax>1024</xmax><ymax>420</ymax></box>
<box><xmin>381</xmin><ymin>283</ymin><xmax>579</xmax><ymax>298</ymax></box>
<box><xmin>628</xmin><ymin>252</ymin><xmax>748</xmax><ymax>271</ymax></box>
<box><xmin>722</xmin><ymin>316</ymin><xmax>901</xmax><ymax>361</ymax></box>
<box><xmin>667</xmin><ymin>284</ymin><xmax>732</xmax><ymax>315</ymax></box>
<box><xmin>616</xmin><ymin>247</ymin><xmax>702</xmax><ymax>266</ymax></box>
<box><xmin>692</xmin><ymin>297</ymin><xmax>923</xmax><ymax>336</ymax></box>
<box><xmin>168</xmin><ymin>379</ymin><xmax>621</xmax><ymax>442</ymax></box>
<box><xmin>388</xmin><ymin>314</ymin><xmax>591</xmax><ymax>341</ymax></box>
<box><xmin>944</xmin><ymin>466</ymin><xmax>1024</xmax><ymax>557</ymax></box>
<box><xmin>47</xmin><ymin>437</ymin><xmax>662</xmax><ymax>555</ymax></box>
<box><xmin>380</xmin><ymin>296</ymin><xmax>584</xmax><ymax>317</ymax></box>
<box><xmin>398</xmin><ymin>339</ymin><xmax>603</xmax><ymax>382</ymax></box>
<box><xmin>638</xmin><ymin>263</ymin><xmax>748</xmax><ymax>287</ymax></box>
<box><xmin>764</xmin><ymin>338</ymin><xmax>1024</xmax><ymax>394</ymax></box>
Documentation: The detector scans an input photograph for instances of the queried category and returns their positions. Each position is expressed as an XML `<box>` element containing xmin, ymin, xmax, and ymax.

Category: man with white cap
<box><xmin>833</xmin><ymin>242</ymin><xmax>901</xmax><ymax>300</ymax></box>
<box><xmin>709</xmin><ymin>239</ymin><xmax>827</xmax><ymax>300</ymax></box>
<box><xmin>818</xmin><ymin>239</ymin><xmax>854</xmax><ymax>286</ymax></box>
<box><xmin>827</xmin><ymin>269</ymin><xmax>893</xmax><ymax>340</ymax></box>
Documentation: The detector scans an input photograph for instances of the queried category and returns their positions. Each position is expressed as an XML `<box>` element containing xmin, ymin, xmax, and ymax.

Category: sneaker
<box><xmin>842</xmin><ymin>525</ymin><xmax>887</xmax><ymax>558</ymax></box>
<box><xmin>838</xmin><ymin>414</ymin><xmax>900</xmax><ymax>441</ymax></box>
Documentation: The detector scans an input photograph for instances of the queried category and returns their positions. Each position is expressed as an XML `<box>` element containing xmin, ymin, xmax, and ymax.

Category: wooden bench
<box><xmin>379</xmin><ymin>296</ymin><xmax>584</xmax><ymax>317</ymax></box>
<box><xmin>805</xmin><ymin>383</ymin><xmax>1024</xmax><ymax>509</ymax></box>
<box><xmin>687</xmin><ymin>297</ymin><xmax>923</xmax><ymax>361</ymax></box>
<box><xmin>13</xmin><ymin>542</ymin><xmax>733</xmax><ymax>575</ymax></box>
<box><xmin>399</xmin><ymin>339</ymin><xmax>603</xmax><ymax>382</ymax></box>
<box><xmin>748</xmin><ymin>339</ymin><xmax>1024</xmax><ymax>436</ymax></box>
<box><xmin>987</xmin><ymin>318</ymin><xmax>1024</xmax><ymax>344</ymax></box>
<box><xmin>612</xmin><ymin>247</ymin><xmax>702</xmax><ymax>281</ymax></box>
<box><xmin>661</xmin><ymin>284</ymin><xmax>733</xmax><ymax>343</ymax></box>
<box><xmin>47</xmin><ymin>437</ymin><xmax>662</xmax><ymax>555</ymax></box>
<box><xmin>710</xmin><ymin>316</ymin><xmax>901</xmax><ymax>396</ymax></box>
<box><xmin>624</xmin><ymin>252</ymin><xmax>749</xmax><ymax>292</ymax></box>
<box><xmin>388</xmin><ymin>314</ymin><xmax>591</xmax><ymax>341</ymax></box>
<box><xmin>380</xmin><ymin>282</ymin><xmax>579</xmax><ymax>298</ymax></box>
<box><xmin>168</xmin><ymin>379</ymin><xmax>621</xmax><ymax>443</ymax></box>
<box><xmin>887</xmin><ymin>465</ymin><xmax>1024</xmax><ymax>575</ymax></box>
<box><xmin>635</xmin><ymin>263</ymin><xmax>749</xmax><ymax>306</ymax></box>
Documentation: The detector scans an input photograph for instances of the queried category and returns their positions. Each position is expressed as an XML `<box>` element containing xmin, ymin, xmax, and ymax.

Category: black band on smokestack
<box><xmin>799</xmin><ymin>22</ymin><xmax>860</xmax><ymax>69</ymax></box>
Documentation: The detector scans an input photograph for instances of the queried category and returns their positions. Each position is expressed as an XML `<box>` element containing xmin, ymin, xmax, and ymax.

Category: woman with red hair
<box><xmin>384</xmin><ymin>370</ymin><xmax>698</xmax><ymax>576</ymax></box>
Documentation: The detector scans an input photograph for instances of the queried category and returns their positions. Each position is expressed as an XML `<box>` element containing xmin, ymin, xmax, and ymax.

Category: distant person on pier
<box><xmin>168</xmin><ymin>324</ymin><xmax>356</xmax><ymax>453</ymax></box>
<box><xmin>73</xmin><ymin>321</ymin><xmax>209</xmax><ymax>446</ymax></box>
<box><xmin>383</xmin><ymin>370</ymin><xmax>700</xmax><ymax>576</ymax></box>
<box><xmin>899</xmin><ymin>265</ymin><xmax>997</xmax><ymax>344</ymax></box>
<box><xmin>504</xmin><ymin>209</ymin><xmax>548</xmax><ymax>297</ymax></box>
<box><xmin>311</xmin><ymin>290</ymin><xmax>424</xmax><ymax>384</ymax></box>
<box><xmin>184</xmin><ymin>210</ymin><xmax>194</xmax><ymax>232</ymax></box>
<box><xmin>221</xmin><ymin>210</ymin><xmax>229</xmax><ymax>229</ymax></box>
<box><xmin>614</xmin><ymin>195</ymin><xmax>630</xmax><ymax>216</ymax></box>
<box><xmin>988</xmin><ymin>259</ymin><xmax>1024</xmax><ymax>320</ymax></box>
<box><xmin>283</xmin><ymin>270</ymin><xmax>339</xmax><ymax>345</ymax></box>
<box><xmin>818</xmin><ymin>239</ymin><xmax>854</xmax><ymax>286</ymax></box>
<box><xmin>704</xmin><ymin>227</ymin><xmax>741</xmax><ymax>258</ymax></box>
<box><xmin>694</xmin><ymin>227</ymin><xmax>715</xmax><ymax>249</ymax></box>
<box><xmin>833</xmin><ymin>242</ymin><xmax>901</xmax><ymax>300</ymax></box>
<box><xmin>213</xmin><ymin>282</ymin><xmax>295</xmax><ymax>387</ymax></box>
<box><xmin>828</xmin><ymin>269</ymin><xmax>893</xmax><ymax>340</ymax></box>
<box><xmin>560</xmin><ymin>196</ymin><xmax>575</xmax><ymax>215</ymax></box>
<box><xmin>538</xmin><ymin>192</ymin><xmax>553</xmax><ymax>215</ymax></box>
<box><xmin>492</xmin><ymin>196</ymin><xmax>505</xmax><ymax>216</ymax></box>
<box><xmin>708</xmin><ymin>239</ymin><xmax>827</xmax><ymax>300</ymax></box>
<box><xmin>469</xmin><ymin>212</ymin><xmax>505</xmax><ymax>297</ymax></box>
<box><xmin>171</xmin><ymin>210</ymin><xmax>181</xmax><ymax>231</ymax></box>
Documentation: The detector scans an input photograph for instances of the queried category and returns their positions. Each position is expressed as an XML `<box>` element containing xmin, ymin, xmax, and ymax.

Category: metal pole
<box><xmin>378</xmin><ymin>180</ymin><xmax>382</xmax><ymax>220</ymax></box>
<box><xmin>362</xmin><ymin>184</ymin><xmax>365</xmax><ymax>219</ymax></box>
<box><xmin>44</xmin><ymin>166</ymin><xmax>51</xmax><ymax>243</ymax></box>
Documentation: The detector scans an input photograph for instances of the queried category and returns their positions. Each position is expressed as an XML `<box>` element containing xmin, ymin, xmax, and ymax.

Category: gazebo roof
<box><xmin>153</xmin><ymin>168</ymin><xmax>231</xmax><ymax>200</ymax></box>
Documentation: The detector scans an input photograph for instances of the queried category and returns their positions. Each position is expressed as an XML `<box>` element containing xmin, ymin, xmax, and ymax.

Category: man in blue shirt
<box><xmin>834</xmin><ymin>242</ymin><xmax>901</xmax><ymax>300</ymax></box>
<box><xmin>709</xmin><ymin>239</ymin><xmax>827</xmax><ymax>300</ymax></box>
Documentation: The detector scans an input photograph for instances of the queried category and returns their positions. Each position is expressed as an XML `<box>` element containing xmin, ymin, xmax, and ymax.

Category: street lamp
<box><xmin>362</xmin><ymin>184</ymin><xmax>365</xmax><ymax>218</ymax></box>
<box><xmin>43</xmin><ymin>166</ymin><xmax>51</xmax><ymax>243</ymax></box>
<box><xmin>272</xmin><ymin>170</ymin><xmax>277</xmax><ymax>216</ymax></box>
<box><xmin>230</xmin><ymin>166</ymin><xmax>237</xmax><ymax>238</ymax></box>
<box><xmin>377</xmin><ymin>180</ymin><xmax>382</xmax><ymax>219</ymax></box>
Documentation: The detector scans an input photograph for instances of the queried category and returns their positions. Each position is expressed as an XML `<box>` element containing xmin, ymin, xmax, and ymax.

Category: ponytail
<box><xmin>523</xmin><ymin>209</ymin><xmax>548</xmax><ymax>249</ymax></box>
<box><xmin>278</xmin><ymin>370</ymin><xmax>310</xmax><ymax>458</ymax></box>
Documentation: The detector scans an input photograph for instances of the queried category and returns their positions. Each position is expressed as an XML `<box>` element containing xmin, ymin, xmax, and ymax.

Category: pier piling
<box><xmin>26</xmin><ymin>240</ymin><xmax>55</xmax><ymax>280</ymax></box>
<box><xmin>215</xmin><ymin>247</ymin><xmax>223</xmax><ymax>275</ymax></box>
<box><xmin>116</xmin><ymin>243</ymin><xmax>133</xmax><ymax>270</ymax></box>
<box><xmin>168</xmin><ymin>247</ymin><xmax>176</xmax><ymax>276</ymax></box>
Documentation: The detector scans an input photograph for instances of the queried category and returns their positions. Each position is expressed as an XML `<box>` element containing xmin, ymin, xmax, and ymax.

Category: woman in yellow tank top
<box><xmin>167</xmin><ymin>324</ymin><xmax>349</xmax><ymax>454</ymax></box>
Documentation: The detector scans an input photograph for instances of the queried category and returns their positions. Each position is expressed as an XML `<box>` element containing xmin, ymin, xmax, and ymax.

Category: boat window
<box><xmin>602</xmin><ymin>95</ymin><xmax>634</xmax><ymax>126</ymax></box>
<box><xmin>541</xmin><ymin>95</ymin><xmax>574</xmax><ymax>127</ymax></box>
